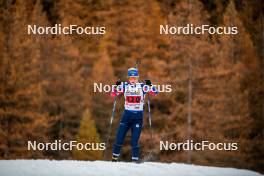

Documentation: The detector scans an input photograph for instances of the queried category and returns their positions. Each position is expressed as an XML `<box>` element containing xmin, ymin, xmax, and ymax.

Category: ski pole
<box><xmin>147</xmin><ymin>94</ymin><xmax>152</xmax><ymax>129</ymax></box>
<box><xmin>103</xmin><ymin>95</ymin><xmax>117</xmax><ymax>160</ymax></box>
<box><xmin>148</xmin><ymin>93</ymin><xmax>154</xmax><ymax>140</ymax></box>
<box><xmin>143</xmin><ymin>92</ymin><xmax>155</xmax><ymax>161</ymax></box>
<box><xmin>135</xmin><ymin>59</ymin><xmax>141</xmax><ymax>69</ymax></box>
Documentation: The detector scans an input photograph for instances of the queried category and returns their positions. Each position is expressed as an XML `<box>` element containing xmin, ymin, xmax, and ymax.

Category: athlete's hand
<box><xmin>145</xmin><ymin>80</ymin><xmax>152</xmax><ymax>86</ymax></box>
<box><xmin>116</xmin><ymin>80</ymin><xmax>121</xmax><ymax>86</ymax></box>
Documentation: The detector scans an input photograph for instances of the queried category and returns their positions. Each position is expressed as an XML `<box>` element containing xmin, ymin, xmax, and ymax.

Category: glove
<box><xmin>116</xmin><ymin>80</ymin><xmax>121</xmax><ymax>86</ymax></box>
<box><xmin>145</xmin><ymin>79</ymin><xmax>152</xmax><ymax>86</ymax></box>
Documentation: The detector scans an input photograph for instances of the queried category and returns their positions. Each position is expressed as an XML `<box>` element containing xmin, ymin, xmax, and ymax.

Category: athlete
<box><xmin>110</xmin><ymin>67</ymin><xmax>158</xmax><ymax>162</ymax></box>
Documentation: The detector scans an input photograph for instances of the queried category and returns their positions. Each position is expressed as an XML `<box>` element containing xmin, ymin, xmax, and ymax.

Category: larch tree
<box><xmin>0</xmin><ymin>0</ymin><xmax>49</xmax><ymax>159</ymax></box>
<box><xmin>73</xmin><ymin>109</ymin><xmax>103</xmax><ymax>160</ymax></box>
<box><xmin>218</xmin><ymin>0</ymin><xmax>263</xmax><ymax>170</ymax></box>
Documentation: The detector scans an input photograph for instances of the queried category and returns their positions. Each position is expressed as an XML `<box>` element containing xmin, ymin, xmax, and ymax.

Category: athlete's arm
<box><xmin>144</xmin><ymin>80</ymin><xmax>158</xmax><ymax>96</ymax></box>
<box><xmin>110</xmin><ymin>81</ymin><xmax>124</xmax><ymax>97</ymax></box>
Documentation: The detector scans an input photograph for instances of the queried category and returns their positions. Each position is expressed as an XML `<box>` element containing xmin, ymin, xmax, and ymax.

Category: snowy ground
<box><xmin>0</xmin><ymin>160</ymin><xmax>262</xmax><ymax>176</ymax></box>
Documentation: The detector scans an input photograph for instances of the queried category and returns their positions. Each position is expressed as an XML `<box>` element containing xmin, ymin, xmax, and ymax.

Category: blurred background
<box><xmin>0</xmin><ymin>0</ymin><xmax>263</xmax><ymax>173</ymax></box>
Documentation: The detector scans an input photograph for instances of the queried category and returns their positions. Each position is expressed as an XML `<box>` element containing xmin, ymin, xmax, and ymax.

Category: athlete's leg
<box><xmin>112</xmin><ymin>111</ymin><xmax>130</xmax><ymax>160</ymax></box>
<box><xmin>130</xmin><ymin>117</ymin><xmax>143</xmax><ymax>161</ymax></box>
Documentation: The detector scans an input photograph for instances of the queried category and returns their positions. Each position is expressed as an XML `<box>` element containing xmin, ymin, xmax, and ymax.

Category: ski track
<box><xmin>0</xmin><ymin>160</ymin><xmax>262</xmax><ymax>176</ymax></box>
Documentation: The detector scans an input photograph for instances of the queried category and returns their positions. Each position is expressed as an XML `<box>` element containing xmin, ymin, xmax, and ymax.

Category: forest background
<box><xmin>0</xmin><ymin>0</ymin><xmax>263</xmax><ymax>173</ymax></box>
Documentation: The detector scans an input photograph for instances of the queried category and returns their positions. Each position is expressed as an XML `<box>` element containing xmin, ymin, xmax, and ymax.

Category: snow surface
<box><xmin>0</xmin><ymin>160</ymin><xmax>262</xmax><ymax>176</ymax></box>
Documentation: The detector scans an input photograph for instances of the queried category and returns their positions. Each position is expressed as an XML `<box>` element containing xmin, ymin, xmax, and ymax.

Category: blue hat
<box><xmin>127</xmin><ymin>68</ymin><xmax>139</xmax><ymax>77</ymax></box>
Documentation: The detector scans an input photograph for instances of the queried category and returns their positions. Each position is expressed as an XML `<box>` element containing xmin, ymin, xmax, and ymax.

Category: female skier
<box><xmin>110</xmin><ymin>67</ymin><xmax>158</xmax><ymax>162</ymax></box>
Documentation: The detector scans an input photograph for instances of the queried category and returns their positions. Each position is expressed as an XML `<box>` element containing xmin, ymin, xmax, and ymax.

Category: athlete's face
<box><xmin>129</xmin><ymin>76</ymin><xmax>138</xmax><ymax>84</ymax></box>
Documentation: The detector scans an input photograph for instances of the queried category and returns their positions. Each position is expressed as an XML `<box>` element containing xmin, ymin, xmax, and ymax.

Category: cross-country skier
<box><xmin>110</xmin><ymin>67</ymin><xmax>158</xmax><ymax>162</ymax></box>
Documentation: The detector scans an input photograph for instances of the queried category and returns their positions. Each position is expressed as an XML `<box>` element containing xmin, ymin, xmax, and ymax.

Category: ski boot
<box><xmin>112</xmin><ymin>155</ymin><xmax>118</xmax><ymax>162</ymax></box>
<box><xmin>132</xmin><ymin>158</ymin><xmax>141</xmax><ymax>164</ymax></box>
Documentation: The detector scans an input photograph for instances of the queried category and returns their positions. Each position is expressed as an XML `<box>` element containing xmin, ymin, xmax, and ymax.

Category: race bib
<box><xmin>126</xmin><ymin>96</ymin><xmax>141</xmax><ymax>103</ymax></box>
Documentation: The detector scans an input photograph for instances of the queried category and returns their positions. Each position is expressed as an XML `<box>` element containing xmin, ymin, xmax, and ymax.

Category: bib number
<box><xmin>126</xmin><ymin>96</ymin><xmax>141</xmax><ymax>103</ymax></box>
